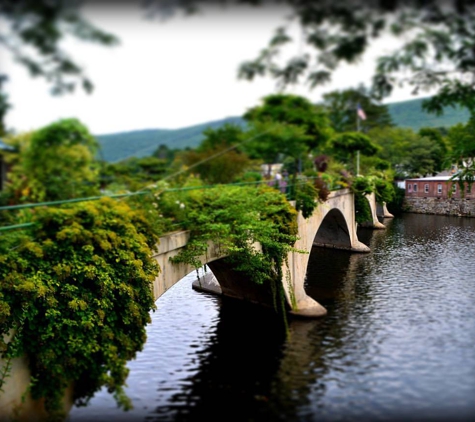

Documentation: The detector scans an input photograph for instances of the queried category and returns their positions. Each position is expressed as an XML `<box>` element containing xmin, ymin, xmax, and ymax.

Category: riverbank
<box><xmin>403</xmin><ymin>196</ymin><xmax>475</xmax><ymax>217</ymax></box>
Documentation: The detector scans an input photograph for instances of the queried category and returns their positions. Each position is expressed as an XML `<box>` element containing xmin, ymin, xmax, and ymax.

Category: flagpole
<box><xmin>356</xmin><ymin>110</ymin><xmax>360</xmax><ymax>176</ymax></box>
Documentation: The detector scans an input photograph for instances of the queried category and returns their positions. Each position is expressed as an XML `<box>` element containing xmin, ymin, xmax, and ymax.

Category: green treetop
<box><xmin>321</xmin><ymin>87</ymin><xmax>394</xmax><ymax>133</ymax></box>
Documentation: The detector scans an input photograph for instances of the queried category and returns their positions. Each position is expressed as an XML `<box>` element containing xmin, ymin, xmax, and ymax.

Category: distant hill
<box><xmin>96</xmin><ymin>97</ymin><xmax>470</xmax><ymax>163</ymax></box>
<box><xmin>386</xmin><ymin>97</ymin><xmax>470</xmax><ymax>131</ymax></box>
<box><xmin>96</xmin><ymin>116</ymin><xmax>246</xmax><ymax>162</ymax></box>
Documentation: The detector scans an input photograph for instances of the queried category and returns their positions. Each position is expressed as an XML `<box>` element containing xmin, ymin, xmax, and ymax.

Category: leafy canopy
<box><xmin>367</xmin><ymin>125</ymin><xmax>448</xmax><ymax>177</ymax></box>
<box><xmin>244</xmin><ymin>93</ymin><xmax>333</xmax><ymax>152</ymax></box>
<box><xmin>0</xmin><ymin>0</ymin><xmax>119</xmax><ymax>96</ymax></box>
<box><xmin>179</xmin><ymin>123</ymin><xmax>252</xmax><ymax>184</ymax></box>
<box><xmin>235</xmin><ymin>0</ymin><xmax>475</xmax><ymax>114</ymax></box>
<box><xmin>321</xmin><ymin>87</ymin><xmax>394</xmax><ymax>133</ymax></box>
<box><xmin>12</xmin><ymin>118</ymin><xmax>101</xmax><ymax>202</ymax></box>
<box><xmin>0</xmin><ymin>198</ymin><xmax>159</xmax><ymax>418</ymax></box>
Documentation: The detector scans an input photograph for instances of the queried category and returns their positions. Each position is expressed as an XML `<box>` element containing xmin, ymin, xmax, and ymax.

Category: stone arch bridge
<box><xmin>0</xmin><ymin>188</ymin><xmax>393</xmax><ymax>421</ymax></box>
<box><xmin>152</xmin><ymin>188</ymin><xmax>391</xmax><ymax>318</ymax></box>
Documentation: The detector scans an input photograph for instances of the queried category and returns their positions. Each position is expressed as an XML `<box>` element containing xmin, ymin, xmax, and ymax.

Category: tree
<box><xmin>234</xmin><ymin>0</ymin><xmax>475</xmax><ymax>115</ymax></box>
<box><xmin>0</xmin><ymin>76</ymin><xmax>11</xmax><ymax>136</ymax></box>
<box><xmin>328</xmin><ymin>131</ymin><xmax>378</xmax><ymax>174</ymax></box>
<box><xmin>405</xmin><ymin>136</ymin><xmax>441</xmax><ymax>177</ymax></box>
<box><xmin>321</xmin><ymin>86</ymin><xmax>394</xmax><ymax>133</ymax></box>
<box><xmin>242</xmin><ymin>93</ymin><xmax>333</xmax><ymax>177</ymax></box>
<box><xmin>0</xmin><ymin>0</ymin><xmax>119</xmax><ymax>95</ymax></box>
<box><xmin>0</xmin><ymin>0</ymin><xmax>119</xmax><ymax>131</ymax></box>
<box><xmin>196</xmin><ymin>123</ymin><xmax>244</xmax><ymax>152</ymax></box>
<box><xmin>418</xmin><ymin>127</ymin><xmax>449</xmax><ymax>172</ymax></box>
<box><xmin>10</xmin><ymin>118</ymin><xmax>100</xmax><ymax>202</ymax></box>
<box><xmin>243</xmin><ymin>93</ymin><xmax>332</xmax><ymax>151</ymax></box>
<box><xmin>179</xmin><ymin>123</ymin><xmax>252</xmax><ymax>184</ymax></box>
<box><xmin>243</xmin><ymin>120</ymin><xmax>312</xmax><ymax>175</ymax></box>
<box><xmin>446</xmin><ymin>116</ymin><xmax>475</xmax><ymax>185</ymax></box>
<box><xmin>368</xmin><ymin>126</ymin><xmax>446</xmax><ymax>178</ymax></box>
<box><xmin>447</xmin><ymin>116</ymin><xmax>475</xmax><ymax>161</ymax></box>
<box><xmin>152</xmin><ymin>144</ymin><xmax>177</xmax><ymax>162</ymax></box>
<box><xmin>368</xmin><ymin>126</ymin><xmax>416</xmax><ymax>172</ymax></box>
<box><xmin>100</xmin><ymin>156</ymin><xmax>173</xmax><ymax>192</ymax></box>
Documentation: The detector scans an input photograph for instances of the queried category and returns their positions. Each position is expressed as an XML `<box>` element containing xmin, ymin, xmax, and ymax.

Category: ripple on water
<box><xmin>68</xmin><ymin>270</ymin><xmax>220</xmax><ymax>421</ymax></box>
<box><xmin>69</xmin><ymin>215</ymin><xmax>475</xmax><ymax>421</ymax></box>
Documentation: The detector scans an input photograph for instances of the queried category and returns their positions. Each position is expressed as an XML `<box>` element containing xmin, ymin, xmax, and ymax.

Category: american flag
<box><xmin>357</xmin><ymin>103</ymin><xmax>367</xmax><ymax>120</ymax></box>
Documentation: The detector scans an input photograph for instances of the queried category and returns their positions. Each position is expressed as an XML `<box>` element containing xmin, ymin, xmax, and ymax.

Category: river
<box><xmin>68</xmin><ymin>213</ymin><xmax>475</xmax><ymax>421</ymax></box>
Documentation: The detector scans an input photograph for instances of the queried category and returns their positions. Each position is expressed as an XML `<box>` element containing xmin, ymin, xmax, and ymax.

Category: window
<box><xmin>407</xmin><ymin>183</ymin><xmax>412</xmax><ymax>192</ymax></box>
<box><xmin>413</xmin><ymin>184</ymin><xmax>418</xmax><ymax>192</ymax></box>
<box><xmin>451</xmin><ymin>184</ymin><xmax>457</xmax><ymax>194</ymax></box>
<box><xmin>424</xmin><ymin>184</ymin><xmax>429</xmax><ymax>193</ymax></box>
<box><xmin>437</xmin><ymin>183</ymin><xmax>442</xmax><ymax>194</ymax></box>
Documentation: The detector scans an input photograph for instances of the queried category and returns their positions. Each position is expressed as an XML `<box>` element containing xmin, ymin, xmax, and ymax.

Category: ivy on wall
<box><xmin>164</xmin><ymin>183</ymin><xmax>301</xmax><ymax>325</ymax></box>
<box><xmin>350</xmin><ymin>174</ymin><xmax>395</xmax><ymax>224</ymax></box>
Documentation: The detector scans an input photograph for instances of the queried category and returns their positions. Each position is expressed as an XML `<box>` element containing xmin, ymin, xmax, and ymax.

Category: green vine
<box><xmin>350</xmin><ymin>176</ymin><xmax>374</xmax><ymax>224</ymax></box>
<box><xmin>0</xmin><ymin>198</ymin><xmax>159</xmax><ymax>420</ymax></box>
<box><xmin>294</xmin><ymin>178</ymin><xmax>319</xmax><ymax>219</ymax></box>
<box><xmin>369</xmin><ymin>174</ymin><xmax>396</xmax><ymax>205</ymax></box>
<box><xmin>166</xmin><ymin>184</ymin><xmax>300</xmax><ymax>328</ymax></box>
<box><xmin>0</xmin><ymin>175</ymin><xmax>328</xmax><ymax>418</ymax></box>
<box><xmin>351</xmin><ymin>174</ymin><xmax>396</xmax><ymax>223</ymax></box>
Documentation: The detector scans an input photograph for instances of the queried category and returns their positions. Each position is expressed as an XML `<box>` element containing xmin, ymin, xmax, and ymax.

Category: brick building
<box><xmin>405</xmin><ymin>175</ymin><xmax>473</xmax><ymax>199</ymax></box>
<box><xmin>404</xmin><ymin>174</ymin><xmax>475</xmax><ymax>217</ymax></box>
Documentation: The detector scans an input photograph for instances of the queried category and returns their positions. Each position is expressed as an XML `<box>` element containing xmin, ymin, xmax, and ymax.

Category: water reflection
<box><xmin>69</xmin><ymin>214</ymin><xmax>475</xmax><ymax>422</ymax></box>
<box><xmin>146</xmin><ymin>299</ymin><xmax>288</xmax><ymax>421</ymax></box>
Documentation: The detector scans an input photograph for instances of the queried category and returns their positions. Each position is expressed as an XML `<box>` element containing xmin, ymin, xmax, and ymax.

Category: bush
<box><xmin>0</xmin><ymin>198</ymin><xmax>159</xmax><ymax>419</ymax></box>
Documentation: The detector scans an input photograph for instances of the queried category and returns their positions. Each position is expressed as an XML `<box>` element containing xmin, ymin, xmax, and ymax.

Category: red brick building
<box><xmin>405</xmin><ymin>175</ymin><xmax>474</xmax><ymax>199</ymax></box>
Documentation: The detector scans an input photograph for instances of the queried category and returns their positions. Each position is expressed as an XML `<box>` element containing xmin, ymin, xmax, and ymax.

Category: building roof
<box><xmin>406</xmin><ymin>175</ymin><xmax>457</xmax><ymax>182</ymax></box>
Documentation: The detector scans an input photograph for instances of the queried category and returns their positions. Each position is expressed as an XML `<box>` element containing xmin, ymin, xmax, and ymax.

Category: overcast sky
<box><xmin>3</xmin><ymin>2</ymin><xmax>424</xmax><ymax>136</ymax></box>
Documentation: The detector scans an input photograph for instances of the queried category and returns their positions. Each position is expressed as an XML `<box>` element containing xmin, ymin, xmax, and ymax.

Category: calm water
<box><xmin>68</xmin><ymin>213</ymin><xmax>475</xmax><ymax>422</ymax></box>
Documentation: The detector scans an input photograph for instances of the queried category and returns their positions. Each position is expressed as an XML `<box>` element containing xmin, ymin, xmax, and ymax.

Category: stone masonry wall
<box><xmin>404</xmin><ymin>197</ymin><xmax>475</xmax><ymax>217</ymax></box>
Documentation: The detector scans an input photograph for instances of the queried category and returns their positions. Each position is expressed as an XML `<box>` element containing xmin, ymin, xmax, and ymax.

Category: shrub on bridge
<box><xmin>350</xmin><ymin>176</ymin><xmax>374</xmax><ymax>224</ymax></box>
<box><xmin>0</xmin><ymin>197</ymin><xmax>159</xmax><ymax>419</ymax></box>
<box><xmin>165</xmin><ymin>183</ymin><xmax>300</xmax><ymax>320</ymax></box>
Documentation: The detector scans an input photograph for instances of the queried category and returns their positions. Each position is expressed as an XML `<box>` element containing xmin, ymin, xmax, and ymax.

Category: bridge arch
<box><xmin>280</xmin><ymin>189</ymin><xmax>370</xmax><ymax>318</ymax></box>
<box><xmin>313</xmin><ymin>208</ymin><xmax>352</xmax><ymax>250</ymax></box>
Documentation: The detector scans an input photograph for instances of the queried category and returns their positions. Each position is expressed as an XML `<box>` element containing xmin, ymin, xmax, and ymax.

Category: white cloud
<box><xmin>3</xmin><ymin>2</ymin><xmax>428</xmax><ymax>136</ymax></box>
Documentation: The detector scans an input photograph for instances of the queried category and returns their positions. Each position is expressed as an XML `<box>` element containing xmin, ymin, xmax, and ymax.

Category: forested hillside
<box><xmin>387</xmin><ymin>97</ymin><xmax>470</xmax><ymax>131</ymax></box>
<box><xmin>95</xmin><ymin>97</ymin><xmax>470</xmax><ymax>163</ymax></box>
<box><xmin>96</xmin><ymin>116</ymin><xmax>246</xmax><ymax>162</ymax></box>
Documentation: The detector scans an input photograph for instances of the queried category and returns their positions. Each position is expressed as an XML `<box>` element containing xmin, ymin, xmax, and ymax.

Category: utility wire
<box><xmin>0</xmin><ymin>128</ymin><xmax>274</xmax><ymax>213</ymax></box>
<box><xmin>0</xmin><ymin>176</ymin><xmax>322</xmax><ymax>233</ymax></box>
<box><xmin>0</xmin><ymin>128</ymin><xmax>278</xmax><ymax>232</ymax></box>
<box><xmin>135</xmin><ymin>127</ymin><xmax>274</xmax><ymax>195</ymax></box>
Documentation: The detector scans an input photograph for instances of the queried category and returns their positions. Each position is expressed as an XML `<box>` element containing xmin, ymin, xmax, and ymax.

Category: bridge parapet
<box><xmin>151</xmin><ymin>230</ymin><xmax>227</xmax><ymax>301</ymax></box>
